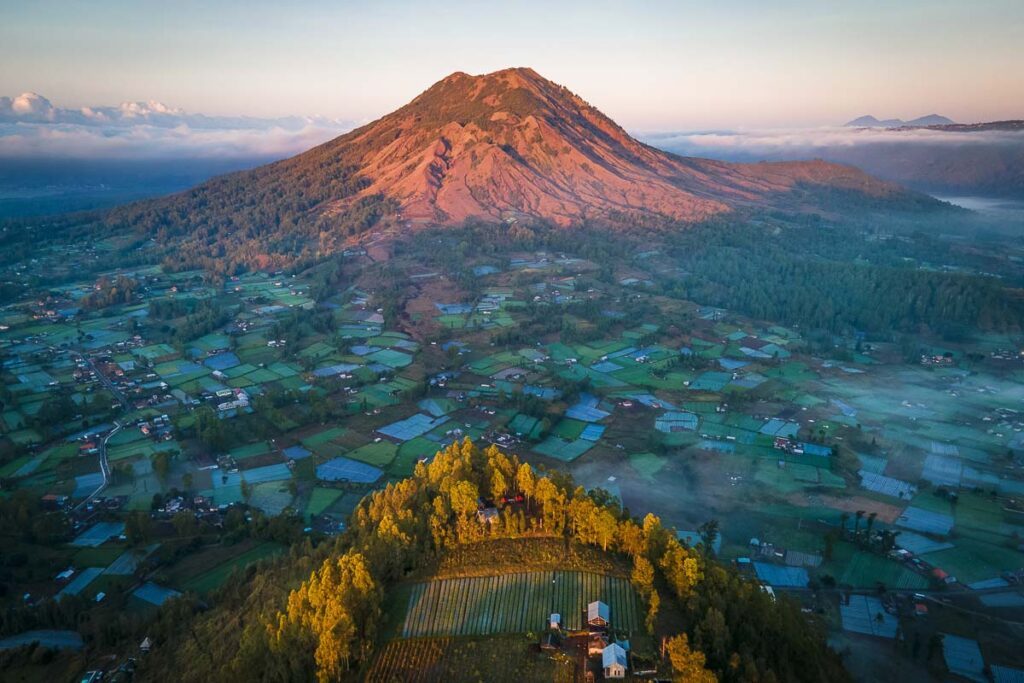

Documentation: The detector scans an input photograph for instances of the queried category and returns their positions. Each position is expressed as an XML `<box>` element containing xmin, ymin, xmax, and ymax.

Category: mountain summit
<box><xmin>107</xmin><ymin>68</ymin><xmax>937</xmax><ymax>265</ymax></box>
<box><xmin>318</xmin><ymin>67</ymin><xmax>915</xmax><ymax>226</ymax></box>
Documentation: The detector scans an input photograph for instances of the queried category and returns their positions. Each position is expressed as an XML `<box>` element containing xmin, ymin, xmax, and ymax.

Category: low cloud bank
<box><xmin>640</xmin><ymin>126</ymin><xmax>1024</xmax><ymax>158</ymax></box>
<box><xmin>0</xmin><ymin>92</ymin><xmax>353</xmax><ymax>159</ymax></box>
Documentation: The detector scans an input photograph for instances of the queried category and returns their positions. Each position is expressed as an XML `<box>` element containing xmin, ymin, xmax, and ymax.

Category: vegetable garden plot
<box><xmin>532</xmin><ymin>436</ymin><xmax>595</xmax><ymax>462</ymax></box>
<box><xmin>400</xmin><ymin>571</ymin><xmax>640</xmax><ymax>638</ymax></box>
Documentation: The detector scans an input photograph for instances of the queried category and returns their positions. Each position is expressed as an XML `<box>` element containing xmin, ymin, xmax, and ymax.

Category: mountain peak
<box><xmin>108</xmin><ymin>68</ymin><xmax>938</xmax><ymax>261</ymax></box>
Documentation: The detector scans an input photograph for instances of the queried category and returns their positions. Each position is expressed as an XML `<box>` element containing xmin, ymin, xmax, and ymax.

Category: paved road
<box><xmin>73</xmin><ymin>352</ymin><xmax>127</xmax><ymax>510</ymax></box>
<box><xmin>74</xmin><ymin>419</ymin><xmax>120</xmax><ymax>511</ymax></box>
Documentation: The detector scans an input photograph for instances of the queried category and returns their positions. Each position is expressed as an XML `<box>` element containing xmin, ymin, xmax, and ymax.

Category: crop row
<box><xmin>400</xmin><ymin>570</ymin><xmax>639</xmax><ymax>638</ymax></box>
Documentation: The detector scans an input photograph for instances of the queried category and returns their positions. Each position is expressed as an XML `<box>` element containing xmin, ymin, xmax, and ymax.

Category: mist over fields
<box><xmin>642</xmin><ymin>126</ymin><xmax>1024</xmax><ymax>200</ymax></box>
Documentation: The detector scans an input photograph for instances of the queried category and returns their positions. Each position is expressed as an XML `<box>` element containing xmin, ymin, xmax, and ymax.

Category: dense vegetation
<box><xmin>400</xmin><ymin>219</ymin><xmax>1024</xmax><ymax>336</ymax></box>
<box><xmin>136</xmin><ymin>438</ymin><xmax>847</xmax><ymax>682</ymax></box>
<box><xmin>661</xmin><ymin>222</ymin><xmax>1024</xmax><ymax>335</ymax></box>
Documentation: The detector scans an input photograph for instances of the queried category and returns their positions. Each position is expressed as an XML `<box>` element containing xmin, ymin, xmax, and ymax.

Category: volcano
<box><xmin>295</xmin><ymin>67</ymin><xmax>921</xmax><ymax>225</ymax></box>
<box><xmin>106</xmin><ymin>68</ymin><xmax>938</xmax><ymax>261</ymax></box>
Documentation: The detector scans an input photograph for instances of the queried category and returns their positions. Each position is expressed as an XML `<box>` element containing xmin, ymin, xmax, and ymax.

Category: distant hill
<box><xmin>846</xmin><ymin>114</ymin><xmax>955</xmax><ymax>128</ymax></box>
<box><xmin>903</xmin><ymin>119</ymin><xmax>1024</xmax><ymax>133</ymax></box>
<box><xmin>846</xmin><ymin>115</ymin><xmax>904</xmax><ymax>128</ymax></box>
<box><xmin>99</xmin><ymin>68</ymin><xmax>941</xmax><ymax>271</ymax></box>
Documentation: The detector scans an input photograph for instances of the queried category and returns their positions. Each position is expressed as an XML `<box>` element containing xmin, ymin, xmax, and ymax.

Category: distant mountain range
<box><xmin>846</xmin><ymin>114</ymin><xmax>955</xmax><ymax>128</ymax></box>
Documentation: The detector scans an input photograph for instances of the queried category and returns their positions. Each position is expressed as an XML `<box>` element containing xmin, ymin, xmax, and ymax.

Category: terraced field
<box><xmin>366</xmin><ymin>635</ymin><xmax>575</xmax><ymax>683</ymax></box>
<box><xmin>400</xmin><ymin>570</ymin><xmax>639</xmax><ymax>637</ymax></box>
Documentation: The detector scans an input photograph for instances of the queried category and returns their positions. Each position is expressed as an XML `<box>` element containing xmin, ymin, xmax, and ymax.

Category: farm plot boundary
<box><xmin>400</xmin><ymin>570</ymin><xmax>640</xmax><ymax>637</ymax></box>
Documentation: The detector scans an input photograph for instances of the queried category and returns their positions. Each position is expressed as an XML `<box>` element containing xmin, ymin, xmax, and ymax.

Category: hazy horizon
<box><xmin>3</xmin><ymin>0</ymin><xmax>1022</xmax><ymax>131</ymax></box>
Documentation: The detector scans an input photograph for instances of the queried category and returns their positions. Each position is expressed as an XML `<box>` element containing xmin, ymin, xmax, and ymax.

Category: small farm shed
<box><xmin>587</xmin><ymin>600</ymin><xmax>610</xmax><ymax>628</ymax></box>
<box><xmin>602</xmin><ymin>643</ymin><xmax>628</xmax><ymax>679</ymax></box>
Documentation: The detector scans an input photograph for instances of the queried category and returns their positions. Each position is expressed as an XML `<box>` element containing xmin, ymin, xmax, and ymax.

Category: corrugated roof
<box><xmin>602</xmin><ymin>643</ymin><xmax>627</xmax><ymax>669</ymax></box>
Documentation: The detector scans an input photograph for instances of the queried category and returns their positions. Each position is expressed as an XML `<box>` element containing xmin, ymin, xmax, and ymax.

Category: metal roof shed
<box><xmin>587</xmin><ymin>600</ymin><xmax>610</xmax><ymax>626</ymax></box>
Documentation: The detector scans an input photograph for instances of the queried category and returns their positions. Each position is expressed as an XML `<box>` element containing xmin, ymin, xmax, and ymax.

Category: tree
<box><xmin>594</xmin><ymin>508</ymin><xmax>618</xmax><ymax>552</ymax></box>
<box><xmin>660</xmin><ymin>540</ymin><xmax>702</xmax><ymax>599</ymax></box>
<box><xmin>172</xmin><ymin>511</ymin><xmax>198</xmax><ymax>537</ymax></box>
<box><xmin>646</xmin><ymin>589</ymin><xmax>660</xmax><ymax>635</ymax></box>
<box><xmin>665</xmin><ymin>633</ymin><xmax>716</xmax><ymax>683</ymax></box>
<box><xmin>449</xmin><ymin>480</ymin><xmax>479</xmax><ymax>519</ymax></box>
<box><xmin>490</xmin><ymin>469</ymin><xmax>507</xmax><ymax>502</ymax></box>
<box><xmin>698</xmin><ymin>519</ymin><xmax>720</xmax><ymax>555</ymax></box>
<box><xmin>274</xmin><ymin>551</ymin><xmax>379</xmax><ymax>682</ymax></box>
<box><xmin>515</xmin><ymin>462</ymin><xmax>535</xmax><ymax>508</ymax></box>
<box><xmin>153</xmin><ymin>451</ymin><xmax>172</xmax><ymax>484</ymax></box>
<box><xmin>632</xmin><ymin>555</ymin><xmax>655</xmax><ymax>597</ymax></box>
<box><xmin>124</xmin><ymin>510</ymin><xmax>152</xmax><ymax>545</ymax></box>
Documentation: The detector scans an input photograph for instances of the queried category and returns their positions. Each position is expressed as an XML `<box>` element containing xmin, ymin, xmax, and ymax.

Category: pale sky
<box><xmin>2</xmin><ymin>0</ymin><xmax>1022</xmax><ymax>129</ymax></box>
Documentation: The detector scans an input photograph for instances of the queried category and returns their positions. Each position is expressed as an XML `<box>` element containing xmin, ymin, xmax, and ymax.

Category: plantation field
<box><xmin>163</xmin><ymin>541</ymin><xmax>285</xmax><ymax>594</ymax></box>
<box><xmin>364</xmin><ymin>635</ymin><xmax>574</xmax><ymax>683</ymax></box>
<box><xmin>400</xmin><ymin>570</ymin><xmax>639</xmax><ymax>638</ymax></box>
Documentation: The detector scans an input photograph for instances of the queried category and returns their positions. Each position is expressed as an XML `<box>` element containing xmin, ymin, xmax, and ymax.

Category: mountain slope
<box><xmin>327</xmin><ymin>68</ymin><xmax>919</xmax><ymax>226</ymax></box>
<box><xmin>104</xmin><ymin>68</ymin><xmax>939</xmax><ymax>266</ymax></box>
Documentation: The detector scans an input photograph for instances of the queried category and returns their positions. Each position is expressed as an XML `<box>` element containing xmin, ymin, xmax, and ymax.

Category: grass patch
<box><xmin>305</xmin><ymin>487</ymin><xmax>344</xmax><ymax>518</ymax></box>
<box><xmin>346</xmin><ymin>441</ymin><xmax>398</xmax><ymax>467</ymax></box>
<box><xmin>180</xmin><ymin>542</ymin><xmax>285</xmax><ymax>595</ymax></box>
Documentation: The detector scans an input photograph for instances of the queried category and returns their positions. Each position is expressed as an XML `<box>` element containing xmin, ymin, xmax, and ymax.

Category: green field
<box><xmin>181</xmin><ymin>542</ymin><xmax>286</xmax><ymax>594</ymax></box>
<box><xmin>400</xmin><ymin>570</ymin><xmax>640</xmax><ymax>637</ymax></box>
<box><xmin>834</xmin><ymin>547</ymin><xmax>929</xmax><ymax>590</ymax></box>
<box><xmin>347</xmin><ymin>441</ymin><xmax>398</xmax><ymax>467</ymax></box>
<box><xmin>304</xmin><ymin>486</ymin><xmax>344</xmax><ymax>518</ymax></box>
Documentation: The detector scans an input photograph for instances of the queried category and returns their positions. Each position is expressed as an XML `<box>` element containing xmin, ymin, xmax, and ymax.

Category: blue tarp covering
<box><xmin>283</xmin><ymin>445</ymin><xmax>312</xmax><ymax>460</ymax></box>
<box><xmin>840</xmin><ymin>595</ymin><xmax>898</xmax><ymax>638</ymax></box>
<box><xmin>133</xmin><ymin>582</ymin><xmax>181</xmax><ymax>607</ymax></box>
<box><xmin>753</xmin><ymin>562</ymin><xmax>808</xmax><ymax>588</ymax></box>
<box><xmin>896</xmin><ymin>507</ymin><xmax>954</xmax><ymax>535</ymax></box>
<box><xmin>800</xmin><ymin>442</ymin><xmax>832</xmax><ymax>457</ymax></box>
<box><xmin>70</xmin><ymin>522</ymin><xmax>125</xmax><ymax>548</ymax></box>
<box><xmin>378</xmin><ymin>413</ymin><xmax>449</xmax><ymax>442</ymax></box>
<box><xmin>942</xmin><ymin>635</ymin><xmax>986</xmax><ymax>682</ymax></box>
<box><xmin>213</xmin><ymin>463</ymin><xmax>291</xmax><ymax>488</ymax></box>
<box><xmin>204</xmin><ymin>352</ymin><xmax>240</xmax><ymax>371</ymax></box>
<box><xmin>312</xmin><ymin>363</ymin><xmax>359</xmax><ymax>378</ymax></box>
<box><xmin>316</xmin><ymin>456</ymin><xmax>383</xmax><ymax>483</ymax></box>
<box><xmin>566</xmin><ymin>401</ymin><xmax>610</xmax><ymax>422</ymax></box>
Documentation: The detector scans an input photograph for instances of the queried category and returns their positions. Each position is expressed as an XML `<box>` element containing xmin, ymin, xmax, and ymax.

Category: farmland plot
<box><xmin>400</xmin><ymin>570</ymin><xmax>640</xmax><ymax>637</ymax></box>
<box><xmin>365</xmin><ymin>635</ymin><xmax>574</xmax><ymax>683</ymax></box>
